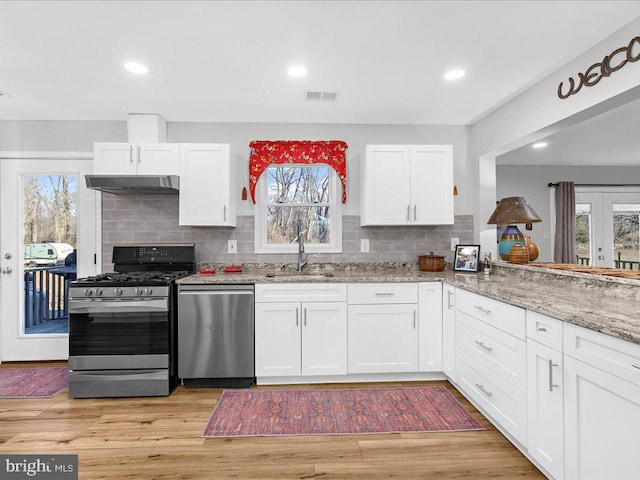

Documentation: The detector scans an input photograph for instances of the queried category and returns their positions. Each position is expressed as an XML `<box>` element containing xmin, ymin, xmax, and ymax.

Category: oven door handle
<box><xmin>69</xmin><ymin>299</ymin><xmax>169</xmax><ymax>314</ymax></box>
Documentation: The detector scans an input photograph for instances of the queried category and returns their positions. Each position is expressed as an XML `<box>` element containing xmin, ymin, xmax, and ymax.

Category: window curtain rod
<box><xmin>548</xmin><ymin>182</ymin><xmax>640</xmax><ymax>188</ymax></box>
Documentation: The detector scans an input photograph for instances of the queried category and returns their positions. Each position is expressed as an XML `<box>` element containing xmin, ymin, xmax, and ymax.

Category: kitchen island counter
<box><xmin>178</xmin><ymin>262</ymin><xmax>640</xmax><ymax>345</ymax></box>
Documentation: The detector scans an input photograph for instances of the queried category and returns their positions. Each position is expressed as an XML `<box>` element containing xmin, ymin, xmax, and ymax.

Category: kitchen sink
<box><xmin>265</xmin><ymin>272</ymin><xmax>335</xmax><ymax>279</ymax></box>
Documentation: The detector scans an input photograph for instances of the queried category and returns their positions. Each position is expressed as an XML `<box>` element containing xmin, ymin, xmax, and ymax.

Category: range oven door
<box><xmin>68</xmin><ymin>298</ymin><xmax>170</xmax><ymax>370</ymax></box>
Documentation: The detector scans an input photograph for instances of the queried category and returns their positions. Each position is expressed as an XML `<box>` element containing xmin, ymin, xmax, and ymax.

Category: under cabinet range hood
<box><xmin>85</xmin><ymin>175</ymin><xmax>179</xmax><ymax>195</ymax></box>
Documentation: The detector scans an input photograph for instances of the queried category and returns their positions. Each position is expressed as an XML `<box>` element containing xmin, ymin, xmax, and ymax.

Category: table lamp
<box><xmin>487</xmin><ymin>197</ymin><xmax>542</xmax><ymax>262</ymax></box>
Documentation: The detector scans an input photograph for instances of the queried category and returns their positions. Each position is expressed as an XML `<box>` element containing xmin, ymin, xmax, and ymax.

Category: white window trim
<box><xmin>254</xmin><ymin>164</ymin><xmax>342</xmax><ymax>254</ymax></box>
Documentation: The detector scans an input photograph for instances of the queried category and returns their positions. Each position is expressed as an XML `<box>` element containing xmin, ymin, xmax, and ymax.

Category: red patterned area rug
<box><xmin>203</xmin><ymin>385</ymin><xmax>483</xmax><ymax>438</ymax></box>
<box><xmin>0</xmin><ymin>367</ymin><xmax>68</xmax><ymax>398</ymax></box>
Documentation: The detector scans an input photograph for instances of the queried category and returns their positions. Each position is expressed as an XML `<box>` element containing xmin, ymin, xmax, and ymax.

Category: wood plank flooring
<box><xmin>0</xmin><ymin>362</ymin><xmax>545</xmax><ymax>479</ymax></box>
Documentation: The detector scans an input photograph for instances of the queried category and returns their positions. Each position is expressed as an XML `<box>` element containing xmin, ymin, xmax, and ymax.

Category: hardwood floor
<box><xmin>0</xmin><ymin>362</ymin><xmax>545</xmax><ymax>479</ymax></box>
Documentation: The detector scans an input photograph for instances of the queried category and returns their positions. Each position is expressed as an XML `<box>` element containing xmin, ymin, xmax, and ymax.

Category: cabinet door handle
<box><xmin>129</xmin><ymin>145</ymin><xmax>134</xmax><ymax>163</ymax></box>
<box><xmin>137</xmin><ymin>145</ymin><xmax>141</xmax><ymax>163</ymax></box>
<box><xmin>413</xmin><ymin>310</ymin><xmax>416</xmax><ymax>329</ymax></box>
<box><xmin>413</xmin><ymin>205</ymin><xmax>417</xmax><ymax>220</ymax></box>
<box><xmin>295</xmin><ymin>308</ymin><xmax>299</xmax><ymax>327</ymax></box>
<box><xmin>224</xmin><ymin>205</ymin><xmax>227</xmax><ymax>222</ymax></box>
<box><xmin>447</xmin><ymin>290</ymin><xmax>454</xmax><ymax>309</ymax></box>
<box><xmin>304</xmin><ymin>308</ymin><xmax>307</xmax><ymax>327</ymax></box>
<box><xmin>475</xmin><ymin>340</ymin><xmax>493</xmax><ymax>352</ymax></box>
<box><xmin>537</xmin><ymin>326</ymin><xmax>548</xmax><ymax>332</ymax></box>
<box><xmin>473</xmin><ymin>305</ymin><xmax>491</xmax><ymax>314</ymax></box>
<box><xmin>406</xmin><ymin>205</ymin><xmax>410</xmax><ymax>222</ymax></box>
<box><xmin>632</xmin><ymin>363</ymin><xmax>640</xmax><ymax>370</ymax></box>
<box><xmin>375</xmin><ymin>292</ymin><xmax>395</xmax><ymax>297</ymax></box>
<box><xmin>548</xmin><ymin>360</ymin><xmax>559</xmax><ymax>391</ymax></box>
<box><xmin>475</xmin><ymin>383</ymin><xmax>493</xmax><ymax>397</ymax></box>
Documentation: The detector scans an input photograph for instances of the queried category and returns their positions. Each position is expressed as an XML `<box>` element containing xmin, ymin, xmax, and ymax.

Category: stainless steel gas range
<box><xmin>68</xmin><ymin>244</ymin><xmax>195</xmax><ymax>398</ymax></box>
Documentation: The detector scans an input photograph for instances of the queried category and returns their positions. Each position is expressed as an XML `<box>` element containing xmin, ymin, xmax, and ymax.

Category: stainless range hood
<box><xmin>85</xmin><ymin>175</ymin><xmax>179</xmax><ymax>195</ymax></box>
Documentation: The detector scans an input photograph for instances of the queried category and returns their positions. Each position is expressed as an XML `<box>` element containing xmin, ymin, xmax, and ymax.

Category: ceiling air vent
<box><xmin>305</xmin><ymin>91</ymin><xmax>339</xmax><ymax>102</ymax></box>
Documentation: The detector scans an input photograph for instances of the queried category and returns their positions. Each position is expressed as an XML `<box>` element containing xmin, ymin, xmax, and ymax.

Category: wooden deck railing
<box><xmin>24</xmin><ymin>266</ymin><xmax>76</xmax><ymax>330</ymax></box>
<box><xmin>576</xmin><ymin>254</ymin><xmax>639</xmax><ymax>270</ymax></box>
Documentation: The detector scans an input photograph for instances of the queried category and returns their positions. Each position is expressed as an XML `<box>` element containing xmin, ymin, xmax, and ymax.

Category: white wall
<box><xmin>470</xmin><ymin>18</ymin><xmax>640</xmax><ymax>257</ymax></box>
<box><xmin>496</xmin><ymin>165</ymin><xmax>640</xmax><ymax>261</ymax></box>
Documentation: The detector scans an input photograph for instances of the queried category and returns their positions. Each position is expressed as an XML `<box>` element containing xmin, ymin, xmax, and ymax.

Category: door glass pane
<box><xmin>612</xmin><ymin>203</ymin><xmax>640</xmax><ymax>270</ymax></box>
<box><xmin>575</xmin><ymin>203</ymin><xmax>591</xmax><ymax>265</ymax></box>
<box><xmin>23</xmin><ymin>175</ymin><xmax>77</xmax><ymax>334</ymax></box>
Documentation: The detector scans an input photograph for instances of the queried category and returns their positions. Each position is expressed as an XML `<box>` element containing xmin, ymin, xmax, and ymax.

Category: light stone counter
<box><xmin>177</xmin><ymin>261</ymin><xmax>640</xmax><ymax>345</ymax></box>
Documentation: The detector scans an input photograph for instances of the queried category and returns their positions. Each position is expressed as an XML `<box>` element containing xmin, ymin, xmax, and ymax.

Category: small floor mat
<box><xmin>0</xmin><ymin>367</ymin><xmax>68</xmax><ymax>398</ymax></box>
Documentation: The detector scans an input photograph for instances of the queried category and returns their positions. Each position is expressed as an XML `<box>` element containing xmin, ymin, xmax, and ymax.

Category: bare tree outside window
<box><xmin>266</xmin><ymin>166</ymin><xmax>332</xmax><ymax>244</ymax></box>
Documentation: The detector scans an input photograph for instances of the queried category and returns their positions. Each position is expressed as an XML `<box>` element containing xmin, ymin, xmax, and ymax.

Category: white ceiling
<box><xmin>1</xmin><ymin>1</ymin><xmax>640</xmax><ymax>126</ymax></box>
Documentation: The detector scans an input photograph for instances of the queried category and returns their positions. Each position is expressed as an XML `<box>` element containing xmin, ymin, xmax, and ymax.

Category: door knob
<box><xmin>2</xmin><ymin>267</ymin><xmax>13</xmax><ymax>274</ymax></box>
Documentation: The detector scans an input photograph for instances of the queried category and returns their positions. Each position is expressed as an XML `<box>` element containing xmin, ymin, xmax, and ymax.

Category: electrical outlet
<box><xmin>228</xmin><ymin>240</ymin><xmax>237</xmax><ymax>254</ymax></box>
<box><xmin>450</xmin><ymin>237</ymin><xmax>459</xmax><ymax>250</ymax></box>
<box><xmin>361</xmin><ymin>239</ymin><xmax>370</xmax><ymax>253</ymax></box>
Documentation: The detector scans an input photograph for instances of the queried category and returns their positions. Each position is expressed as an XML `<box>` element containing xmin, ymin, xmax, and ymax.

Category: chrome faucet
<box><xmin>297</xmin><ymin>222</ymin><xmax>308</xmax><ymax>272</ymax></box>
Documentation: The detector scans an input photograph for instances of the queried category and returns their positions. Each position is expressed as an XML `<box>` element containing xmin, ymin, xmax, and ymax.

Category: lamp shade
<box><xmin>487</xmin><ymin>197</ymin><xmax>542</xmax><ymax>225</ymax></box>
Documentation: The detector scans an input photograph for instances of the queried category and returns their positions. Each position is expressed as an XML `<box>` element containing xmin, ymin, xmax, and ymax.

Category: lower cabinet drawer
<box><xmin>457</xmin><ymin>312</ymin><xmax>527</xmax><ymax>393</ymax></box>
<box><xmin>457</xmin><ymin>349</ymin><xmax>527</xmax><ymax>447</ymax></box>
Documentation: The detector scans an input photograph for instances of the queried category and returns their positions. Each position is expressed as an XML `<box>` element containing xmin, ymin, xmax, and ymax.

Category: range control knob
<box><xmin>144</xmin><ymin>288</ymin><xmax>153</xmax><ymax>296</ymax></box>
<box><xmin>83</xmin><ymin>288</ymin><xmax>93</xmax><ymax>297</ymax></box>
<box><xmin>114</xmin><ymin>288</ymin><xmax>123</xmax><ymax>296</ymax></box>
<box><xmin>134</xmin><ymin>288</ymin><xmax>143</xmax><ymax>296</ymax></box>
<box><xmin>95</xmin><ymin>288</ymin><xmax>103</xmax><ymax>297</ymax></box>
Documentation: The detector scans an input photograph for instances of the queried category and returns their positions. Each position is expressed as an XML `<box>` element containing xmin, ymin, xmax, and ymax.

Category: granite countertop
<box><xmin>178</xmin><ymin>262</ymin><xmax>640</xmax><ymax>345</ymax></box>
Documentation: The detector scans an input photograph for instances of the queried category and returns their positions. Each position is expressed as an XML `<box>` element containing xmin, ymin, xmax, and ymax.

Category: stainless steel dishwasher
<box><xmin>178</xmin><ymin>284</ymin><xmax>255</xmax><ymax>387</ymax></box>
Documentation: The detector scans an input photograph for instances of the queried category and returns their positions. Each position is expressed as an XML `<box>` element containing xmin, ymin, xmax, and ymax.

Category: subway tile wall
<box><xmin>101</xmin><ymin>194</ymin><xmax>473</xmax><ymax>271</ymax></box>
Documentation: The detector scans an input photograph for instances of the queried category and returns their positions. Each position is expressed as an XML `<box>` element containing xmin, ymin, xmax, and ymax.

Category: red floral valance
<box><xmin>249</xmin><ymin>140</ymin><xmax>348</xmax><ymax>203</ymax></box>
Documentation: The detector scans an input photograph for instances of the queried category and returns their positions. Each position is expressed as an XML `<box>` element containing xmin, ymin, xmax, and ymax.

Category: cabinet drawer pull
<box><xmin>537</xmin><ymin>326</ymin><xmax>548</xmax><ymax>332</ymax></box>
<box><xmin>375</xmin><ymin>292</ymin><xmax>395</xmax><ymax>296</ymax></box>
<box><xmin>447</xmin><ymin>290</ymin><xmax>454</xmax><ymax>309</ymax></box>
<box><xmin>473</xmin><ymin>305</ymin><xmax>491</xmax><ymax>314</ymax></box>
<box><xmin>474</xmin><ymin>340</ymin><xmax>493</xmax><ymax>352</ymax></box>
<box><xmin>548</xmin><ymin>360</ymin><xmax>559</xmax><ymax>391</ymax></box>
<box><xmin>632</xmin><ymin>363</ymin><xmax>640</xmax><ymax>370</ymax></box>
<box><xmin>475</xmin><ymin>383</ymin><xmax>493</xmax><ymax>397</ymax></box>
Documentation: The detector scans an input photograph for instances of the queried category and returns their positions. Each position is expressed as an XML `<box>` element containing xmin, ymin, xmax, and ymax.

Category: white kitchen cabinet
<box><xmin>442</xmin><ymin>283</ymin><xmax>456</xmax><ymax>380</ymax></box>
<box><xmin>527</xmin><ymin>329</ymin><xmax>564</xmax><ymax>480</ymax></box>
<box><xmin>418</xmin><ymin>282</ymin><xmax>442</xmax><ymax>372</ymax></box>
<box><xmin>94</xmin><ymin>142</ymin><xmax>180</xmax><ymax>175</ymax></box>
<box><xmin>347</xmin><ymin>283</ymin><xmax>419</xmax><ymax>374</ymax></box>
<box><xmin>454</xmin><ymin>289</ymin><xmax>528</xmax><ymax>446</ymax></box>
<box><xmin>179</xmin><ymin>143</ymin><xmax>235</xmax><ymax>226</ymax></box>
<box><xmin>563</xmin><ymin>323</ymin><xmax>640</xmax><ymax>480</ymax></box>
<box><xmin>254</xmin><ymin>284</ymin><xmax>347</xmax><ymax>378</ymax></box>
<box><xmin>360</xmin><ymin>144</ymin><xmax>453</xmax><ymax>226</ymax></box>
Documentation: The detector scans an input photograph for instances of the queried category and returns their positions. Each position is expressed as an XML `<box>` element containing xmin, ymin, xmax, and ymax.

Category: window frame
<box><xmin>254</xmin><ymin>163</ymin><xmax>342</xmax><ymax>254</ymax></box>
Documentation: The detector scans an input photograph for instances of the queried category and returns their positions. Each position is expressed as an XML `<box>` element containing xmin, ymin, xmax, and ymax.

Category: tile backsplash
<box><xmin>101</xmin><ymin>194</ymin><xmax>473</xmax><ymax>271</ymax></box>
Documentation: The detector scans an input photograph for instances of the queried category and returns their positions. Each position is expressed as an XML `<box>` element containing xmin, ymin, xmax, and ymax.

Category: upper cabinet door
<box><xmin>179</xmin><ymin>143</ymin><xmax>236</xmax><ymax>226</ymax></box>
<box><xmin>93</xmin><ymin>142</ymin><xmax>180</xmax><ymax>175</ymax></box>
<box><xmin>360</xmin><ymin>144</ymin><xmax>454</xmax><ymax>226</ymax></box>
<box><xmin>137</xmin><ymin>144</ymin><xmax>180</xmax><ymax>175</ymax></box>
<box><xmin>410</xmin><ymin>145</ymin><xmax>453</xmax><ymax>225</ymax></box>
<box><xmin>361</xmin><ymin>145</ymin><xmax>411</xmax><ymax>225</ymax></box>
<box><xmin>93</xmin><ymin>143</ymin><xmax>137</xmax><ymax>174</ymax></box>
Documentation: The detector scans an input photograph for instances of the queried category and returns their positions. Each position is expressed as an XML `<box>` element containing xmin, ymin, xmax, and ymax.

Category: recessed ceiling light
<box><xmin>532</xmin><ymin>142</ymin><xmax>548</xmax><ymax>149</ymax></box>
<box><xmin>124</xmin><ymin>62</ymin><xmax>148</xmax><ymax>74</ymax></box>
<box><xmin>444</xmin><ymin>69</ymin><xmax>466</xmax><ymax>80</ymax></box>
<box><xmin>287</xmin><ymin>65</ymin><xmax>307</xmax><ymax>78</ymax></box>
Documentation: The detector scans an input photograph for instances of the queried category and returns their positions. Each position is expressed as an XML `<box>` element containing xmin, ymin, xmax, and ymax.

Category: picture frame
<box><xmin>453</xmin><ymin>244</ymin><xmax>481</xmax><ymax>272</ymax></box>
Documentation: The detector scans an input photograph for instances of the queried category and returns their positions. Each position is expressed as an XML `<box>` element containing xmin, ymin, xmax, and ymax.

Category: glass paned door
<box><xmin>23</xmin><ymin>175</ymin><xmax>78</xmax><ymax>335</ymax></box>
<box><xmin>1</xmin><ymin>157</ymin><xmax>96</xmax><ymax>361</ymax></box>
<box><xmin>575</xmin><ymin>190</ymin><xmax>640</xmax><ymax>269</ymax></box>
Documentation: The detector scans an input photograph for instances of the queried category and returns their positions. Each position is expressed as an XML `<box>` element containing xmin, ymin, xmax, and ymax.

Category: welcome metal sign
<box><xmin>558</xmin><ymin>35</ymin><xmax>640</xmax><ymax>99</ymax></box>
